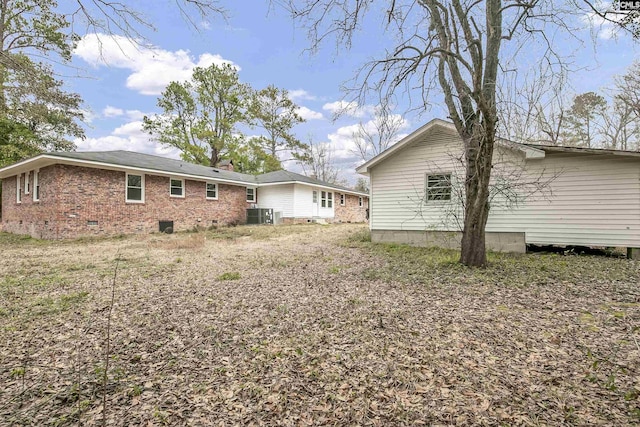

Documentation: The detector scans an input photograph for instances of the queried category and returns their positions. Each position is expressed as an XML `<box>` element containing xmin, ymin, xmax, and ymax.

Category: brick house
<box><xmin>0</xmin><ymin>151</ymin><xmax>369</xmax><ymax>239</ymax></box>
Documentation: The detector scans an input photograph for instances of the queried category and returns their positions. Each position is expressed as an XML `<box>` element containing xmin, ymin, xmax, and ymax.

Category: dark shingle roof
<box><xmin>48</xmin><ymin>151</ymin><xmax>257</xmax><ymax>184</ymax></box>
<box><xmin>20</xmin><ymin>150</ymin><xmax>369</xmax><ymax>195</ymax></box>
<box><xmin>256</xmin><ymin>170</ymin><xmax>366</xmax><ymax>194</ymax></box>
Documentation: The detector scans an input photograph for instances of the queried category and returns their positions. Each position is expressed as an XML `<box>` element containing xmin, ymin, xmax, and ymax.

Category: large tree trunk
<box><xmin>209</xmin><ymin>147</ymin><xmax>220</xmax><ymax>167</ymax></box>
<box><xmin>459</xmin><ymin>124</ymin><xmax>496</xmax><ymax>267</ymax></box>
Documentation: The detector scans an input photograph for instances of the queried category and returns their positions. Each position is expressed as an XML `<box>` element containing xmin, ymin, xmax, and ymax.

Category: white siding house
<box><xmin>255</xmin><ymin>171</ymin><xmax>365</xmax><ymax>223</ymax></box>
<box><xmin>357</xmin><ymin>119</ymin><xmax>640</xmax><ymax>253</ymax></box>
<box><xmin>256</xmin><ymin>184</ymin><xmax>296</xmax><ymax>217</ymax></box>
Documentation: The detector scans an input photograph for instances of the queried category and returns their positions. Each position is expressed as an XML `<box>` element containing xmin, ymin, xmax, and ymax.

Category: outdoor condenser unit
<box><xmin>246</xmin><ymin>208</ymin><xmax>274</xmax><ymax>225</ymax></box>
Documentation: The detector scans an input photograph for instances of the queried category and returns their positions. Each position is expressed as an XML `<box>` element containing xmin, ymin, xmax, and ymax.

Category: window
<box><xmin>24</xmin><ymin>171</ymin><xmax>30</xmax><ymax>194</ymax></box>
<box><xmin>426</xmin><ymin>174</ymin><xmax>452</xmax><ymax>201</ymax></box>
<box><xmin>170</xmin><ymin>178</ymin><xmax>184</xmax><ymax>197</ymax></box>
<box><xmin>359</xmin><ymin>197</ymin><xmax>363</xmax><ymax>207</ymax></box>
<box><xmin>246</xmin><ymin>187</ymin><xmax>256</xmax><ymax>202</ymax></box>
<box><xmin>312</xmin><ymin>190</ymin><xmax>318</xmax><ymax>203</ymax></box>
<box><xmin>340</xmin><ymin>194</ymin><xmax>345</xmax><ymax>206</ymax></box>
<box><xmin>321</xmin><ymin>191</ymin><xmax>333</xmax><ymax>208</ymax></box>
<box><xmin>16</xmin><ymin>174</ymin><xmax>22</xmax><ymax>203</ymax></box>
<box><xmin>206</xmin><ymin>182</ymin><xmax>218</xmax><ymax>200</ymax></box>
<box><xmin>126</xmin><ymin>173</ymin><xmax>144</xmax><ymax>202</ymax></box>
<box><xmin>33</xmin><ymin>170</ymin><xmax>39</xmax><ymax>201</ymax></box>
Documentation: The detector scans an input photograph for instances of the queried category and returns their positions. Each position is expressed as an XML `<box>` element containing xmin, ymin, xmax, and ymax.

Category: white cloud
<box><xmin>323</xmin><ymin>114</ymin><xmax>410</xmax><ymax>162</ymax></box>
<box><xmin>79</xmin><ymin>109</ymin><xmax>98</xmax><ymax>124</ymax></box>
<box><xmin>201</xmin><ymin>21</ymin><xmax>212</xmax><ymax>30</ymax></box>
<box><xmin>74</xmin><ymin>33</ymin><xmax>238</xmax><ymax>95</ymax></box>
<box><xmin>125</xmin><ymin>110</ymin><xmax>147</xmax><ymax>121</ymax></box>
<box><xmin>103</xmin><ymin>105</ymin><xmax>124</xmax><ymax>117</ymax></box>
<box><xmin>101</xmin><ymin>106</ymin><xmax>149</xmax><ymax>121</ymax></box>
<box><xmin>581</xmin><ymin>2</ymin><xmax>626</xmax><ymax>40</ymax></box>
<box><xmin>296</xmin><ymin>106</ymin><xmax>324</xmax><ymax>120</ymax></box>
<box><xmin>289</xmin><ymin>89</ymin><xmax>317</xmax><ymax>101</ymax></box>
<box><xmin>76</xmin><ymin>120</ymin><xmax>180</xmax><ymax>158</ymax></box>
<box><xmin>322</xmin><ymin>100</ymin><xmax>376</xmax><ymax>118</ymax></box>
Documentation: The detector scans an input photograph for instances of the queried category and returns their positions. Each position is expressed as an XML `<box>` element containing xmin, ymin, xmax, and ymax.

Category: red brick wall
<box><xmin>1</xmin><ymin>165</ymin><xmax>250</xmax><ymax>239</ymax></box>
<box><xmin>334</xmin><ymin>193</ymin><xmax>369</xmax><ymax>223</ymax></box>
<box><xmin>1</xmin><ymin>166</ymin><xmax>60</xmax><ymax>238</ymax></box>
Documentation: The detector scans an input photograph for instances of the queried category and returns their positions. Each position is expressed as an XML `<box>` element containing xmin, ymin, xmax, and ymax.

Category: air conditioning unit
<box><xmin>246</xmin><ymin>208</ymin><xmax>273</xmax><ymax>224</ymax></box>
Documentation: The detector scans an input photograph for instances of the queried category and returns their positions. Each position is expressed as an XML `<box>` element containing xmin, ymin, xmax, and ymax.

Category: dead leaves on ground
<box><xmin>0</xmin><ymin>224</ymin><xmax>639</xmax><ymax>425</ymax></box>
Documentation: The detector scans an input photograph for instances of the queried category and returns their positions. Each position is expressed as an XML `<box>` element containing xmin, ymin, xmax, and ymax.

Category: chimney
<box><xmin>217</xmin><ymin>159</ymin><xmax>234</xmax><ymax>172</ymax></box>
<box><xmin>310</xmin><ymin>173</ymin><xmax>317</xmax><ymax>180</ymax></box>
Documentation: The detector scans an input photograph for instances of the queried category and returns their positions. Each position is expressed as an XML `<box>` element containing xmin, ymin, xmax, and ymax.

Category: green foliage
<box><xmin>144</xmin><ymin>66</ymin><xmax>307</xmax><ymax>174</ymax></box>
<box><xmin>9</xmin><ymin>367</ymin><xmax>25</xmax><ymax>378</ymax></box>
<box><xmin>143</xmin><ymin>63</ymin><xmax>251</xmax><ymax>167</ymax></box>
<box><xmin>218</xmin><ymin>271</ymin><xmax>241</xmax><ymax>281</ymax></box>
<box><xmin>227</xmin><ymin>135</ymin><xmax>282</xmax><ymax>174</ymax></box>
<box><xmin>0</xmin><ymin>1</ymin><xmax>84</xmax><ymax>168</ymax></box>
<box><xmin>248</xmin><ymin>85</ymin><xmax>308</xmax><ymax>170</ymax></box>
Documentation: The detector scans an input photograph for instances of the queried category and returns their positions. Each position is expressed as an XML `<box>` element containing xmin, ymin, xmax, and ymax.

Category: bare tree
<box><xmin>601</xmin><ymin>96</ymin><xmax>639</xmax><ymax>150</ymax></box>
<box><xmin>352</xmin><ymin>104</ymin><xmax>405</xmax><ymax>162</ymax></box>
<box><xmin>300</xmin><ymin>137</ymin><xmax>341</xmax><ymax>184</ymax></box>
<box><xmin>281</xmin><ymin>0</ymin><xmax>630</xmax><ymax>266</ymax></box>
<box><xmin>69</xmin><ymin>1</ymin><xmax>227</xmax><ymax>41</ymax></box>
<box><xmin>616</xmin><ymin>62</ymin><xmax>640</xmax><ymax>118</ymax></box>
<box><xmin>283</xmin><ymin>0</ymin><xmax>569</xmax><ymax>266</ymax></box>
<box><xmin>497</xmin><ymin>64</ymin><xmax>568</xmax><ymax>146</ymax></box>
<box><xmin>354</xmin><ymin>177</ymin><xmax>369</xmax><ymax>192</ymax></box>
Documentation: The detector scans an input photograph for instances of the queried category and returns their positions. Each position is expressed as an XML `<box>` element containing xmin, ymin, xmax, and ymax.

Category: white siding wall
<box><xmin>489</xmin><ymin>153</ymin><xmax>640</xmax><ymax>247</ymax></box>
<box><xmin>370</xmin><ymin>130</ymin><xmax>464</xmax><ymax>231</ymax></box>
<box><xmin>294</xmin><ymin>184</ymin><xmax>334</xmax><ymax>218</ymax></box>
<box><xmin>257</xmin><ymin>184</ymin><xmax>336</xmax><ymax>219</ymax></box>
<box><xmin>370</xmin><ymin>130</ymin><xmax>640</xmax><ymax>247</ymax></box>
<box><xmin>293</xmin><ymin>184</ymin><xmax>313</xmax><ymax>217</ymax></box>
<box><xmin>256</xmin><ymin>184</ymin><xmax>295</xmax><ymax>217</ymax></box>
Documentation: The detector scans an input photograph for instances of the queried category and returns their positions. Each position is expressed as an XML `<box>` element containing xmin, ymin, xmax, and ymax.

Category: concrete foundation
<box><xmin>371</xmin><ymin>229</ymin><xmax>526</xmax><ymax>254</ymax></box>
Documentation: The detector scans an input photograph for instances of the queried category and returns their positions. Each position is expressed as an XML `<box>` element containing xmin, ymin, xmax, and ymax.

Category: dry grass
<box><xmin>1</xmin><ymin>224</ymin><xmax>639</xmax><ymax>425</ymax></box>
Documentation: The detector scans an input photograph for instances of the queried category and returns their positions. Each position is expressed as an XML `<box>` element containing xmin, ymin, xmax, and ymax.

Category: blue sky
<box><xmin>66</xmin><ymin>2</ymin><xmax>640</xmax><ymax>184</ymax></box>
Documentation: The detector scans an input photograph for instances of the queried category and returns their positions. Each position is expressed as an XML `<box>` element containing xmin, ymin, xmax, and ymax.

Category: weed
<box><xmin>218</xmin><ymin>272</ymin><xmax>241</xmax><ymax>281</ymax></box>
<box><xmin>10</xmin><ymin>367</ymin><xmax>25</xmax><ymax>378</ymax></box>
<box><xmin>129</xmin><ymin>384</ymin><xmax>144</xmax><ymax>397</ymax></box>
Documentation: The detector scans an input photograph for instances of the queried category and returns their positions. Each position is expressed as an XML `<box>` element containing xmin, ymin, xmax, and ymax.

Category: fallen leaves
<box><xmin>0</xmin><ymin>224</ymin><xmax>639</xmax><ymax>425</ymax></box>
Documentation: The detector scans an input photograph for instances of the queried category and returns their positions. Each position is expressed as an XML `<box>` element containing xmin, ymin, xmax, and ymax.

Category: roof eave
<box><xmin>356</xmin><ymin>119</ymin><xmax>456</xmax><ymax>174</ymax></box>
<box><xmin>0</xmin><ymin>154</ymin><xmax>254</xmax><ymax>185</ymax></box>
<box><xmin>260</xmin><ymin>180</ymin><xmax>368</xmax><ymax>196</ymax></box>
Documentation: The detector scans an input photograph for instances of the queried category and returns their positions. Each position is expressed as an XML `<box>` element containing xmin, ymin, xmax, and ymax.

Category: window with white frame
<box><xmin>426</xmin><ymin>173</ymin><xmax>452</xmax><ymax>201</ymax></box>
<box><xmin>340</xmin><ymin>193</ymin><xmax>345</xmax><ymax>206</ymax></box>
<box><xmin>16</xmin><ymin>174</ymin><xmax>22</xmax><ymax>203</ymax></box>
<box><xmin>359</xmin><ymin>196</ymin><xmax>363</xmax><ymax>207</ymax></box>
<box><xmin>170</xmin><ymin>178</ymin><xmax>184</xmax><ymax>197</ymax></box>
<box><xmin>246</xmin><ymin>187</ymin><xmax>256</xmax><ymax>202</ymax></box>
<box><xmin>312</xmin><ymin>190</ymin><xmax>318</xmax><ymax>203</ymax></box>
<box><xmin>206</xmin><ymin>182</ymin><xmax>218</xmax><ymax>200</ymax></box>
<box><xmin>33</xmin><ymin>170</ymin><xmax>40</xmax><ymax>201</ymax></box>
<box><xmin>126</xmin><ymin>173</ymin><xmax>144</xmax><ymax>202</ymax></box>
<box><xmin>321</xmin><ymin>191</ymin><xmax>333</xmax><ymax>208</ymax></box>
<box><xmin>24</xmin><ymin>171</ymin><xmax>30</xmax><ymax>194</ymax></box>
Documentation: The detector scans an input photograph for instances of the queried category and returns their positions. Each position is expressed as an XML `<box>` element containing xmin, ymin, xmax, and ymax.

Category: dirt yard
<box><xmin>1</xmin><ymin>224</ymin><xmax>639</xmax><ymax>425</ymax></box>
